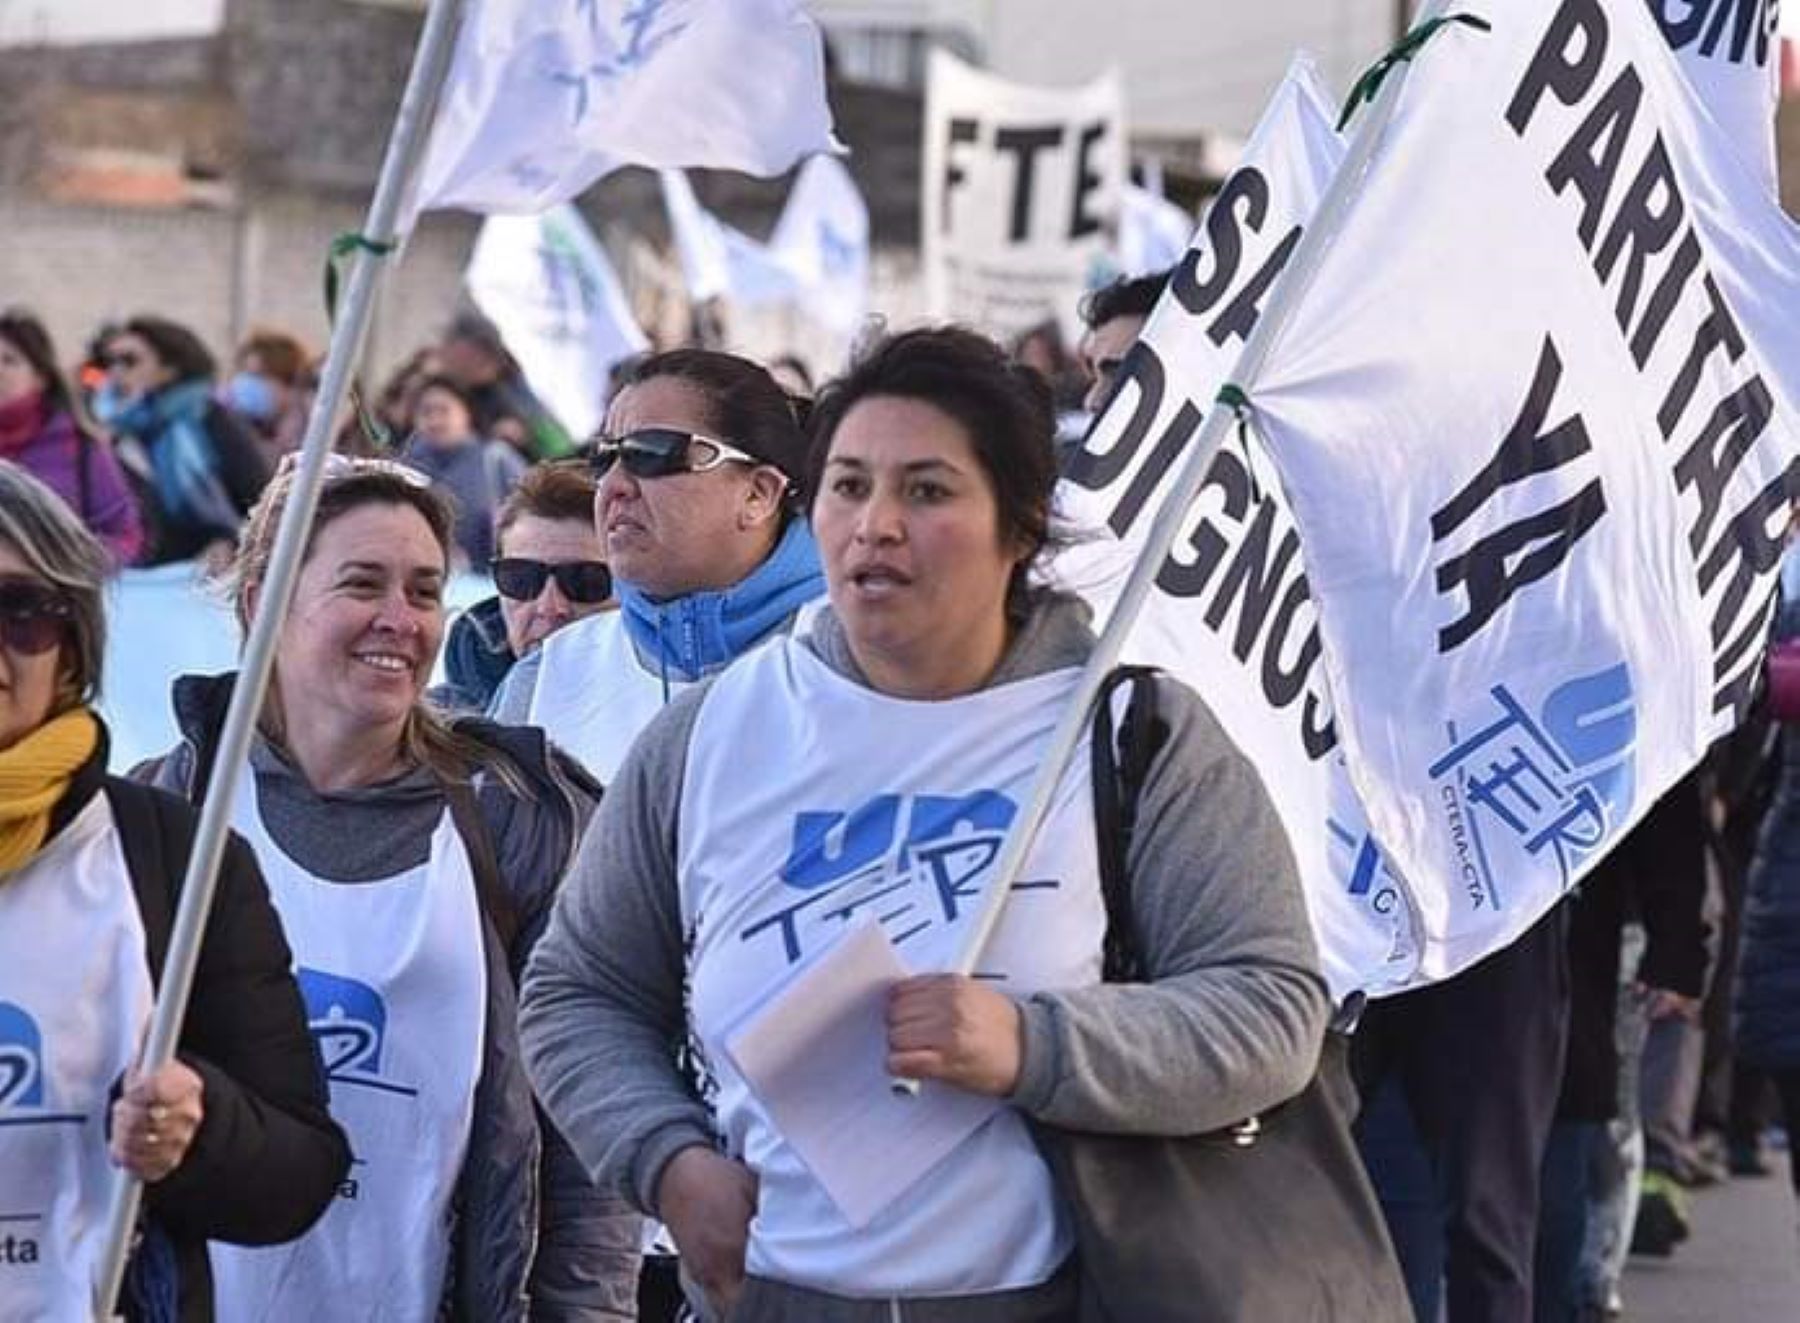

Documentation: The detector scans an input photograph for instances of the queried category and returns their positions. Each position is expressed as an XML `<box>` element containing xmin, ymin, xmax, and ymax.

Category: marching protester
<box><xmin>491</xmin><ymin>348</ymin><xmax>824</xmax><ymax>783</ymax></box>
<box><xmin>99</xmin><ymin>315</ymin><xmax>268</xmax><ymax>566</ymax></box>
<box><xmin>136</xmin><ymin>455</ymin><xmax>640</xmax><ymax>1320</ymax></box>
<box><xmin>1531</xmin><ymin>774</ymin><xmax>1710</xmax><ymax>1323</ymax></box>
<box><xmin>0</xmin><ymin>310</ymin><xmax>144</xmax><ymax>566</ymax></box>
<box><xmin>436</xmin><ymin>461</ymin><xmax>615</xmax><ymax>713</ymax></box>
<box><xmin>519</xmin><ymin>328</ymin><xmax>1401</xmax><ymax>1321</ymax></box>
<box><xmin>1074</xmin><ymin>270</ymin><xmax>1169</xmax><ymax>415</ymax></box>
<box><xmin>1733</xmin><ymin>536</ymin><xmax>1800</xmax><ymax>1226</ymax></box>
<box><xmin>400</xmin><ymin>373</ymin><xmax>528</xmax><ymax>569</ymax></box>
<box><xmin>0</xmin><ymin>461</ymin><xmax>346</xmax><ymax>1321</ymax></box>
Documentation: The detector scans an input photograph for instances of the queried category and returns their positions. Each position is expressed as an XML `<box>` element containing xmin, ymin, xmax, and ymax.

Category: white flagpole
<box><xmin>91</xmin><ymin>0</ymin><xmax>467</xmax><ymax>1314</ymax></box>
<box><xmin>940</xmin><ymin>2</ymin><xmax>1456</xmax><ymax>999</ymax></box>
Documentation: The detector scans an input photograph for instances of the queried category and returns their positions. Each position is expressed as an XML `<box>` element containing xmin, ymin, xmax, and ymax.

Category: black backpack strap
<box><xmin>441</xmin><ymin>777</ymin><xmax>521</xmax><ymax>957</ymax></box>
<box><xmin>1090</xmin><ymin>665</ymin><xmax>1167</xmax><ymax>984</ymax></box>
<box><xmin>103</xmin><ymin>777</ymin><xmax>198</xmax><ymax>983</ymax></box>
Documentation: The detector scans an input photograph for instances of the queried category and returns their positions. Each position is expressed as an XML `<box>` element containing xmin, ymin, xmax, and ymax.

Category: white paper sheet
<box><xmin>722</xmin><ymin>921</ymin><xmax>1002</xmax><ymax>1228</ymax></box>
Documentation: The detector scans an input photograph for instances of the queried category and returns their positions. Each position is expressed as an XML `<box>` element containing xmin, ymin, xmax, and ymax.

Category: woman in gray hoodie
<box><xmin>519</xmin><ymin>328</ymin><xmax>1337</xmax><ymax>1321</ymax></box>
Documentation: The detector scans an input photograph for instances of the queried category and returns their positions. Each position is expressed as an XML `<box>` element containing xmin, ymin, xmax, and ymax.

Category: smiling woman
<box><xmin>134</xmin><ymin>455</ymin><xmax>642</xmax><ymax>1321</ymax></box>
<box><xmin>0</xmin><ymin>460</ymin><xmax>347</xmax><ymax>1323</ymax></box>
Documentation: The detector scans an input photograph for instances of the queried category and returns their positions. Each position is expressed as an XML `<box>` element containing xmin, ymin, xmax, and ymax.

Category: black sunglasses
<box><xmin>491</xmin><ymin>558</ymin><xmax>614</xmax><ymax>604</ymax></box>
<box><xmin>585</xmin><ymin>427</ymin><xmax>762</xmax><ymax>480</ymax></box>
<box><xmin>0</xmin><ymin>579</ymin><xmax>73</xmax><ymax>655</ymax></box>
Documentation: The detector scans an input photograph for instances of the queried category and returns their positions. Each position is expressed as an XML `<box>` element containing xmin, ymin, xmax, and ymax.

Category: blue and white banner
<box><xmin>1049</xmin><ymin>59</ymin><xmax>1422</xmax><ymax>1000</ymax></box>
<box><xmin>413</xmin><ymin>0</ymin><xmax>838</xmax><ymax>218</ymax></box>
<box><xmin>466</xmin><ymin>203</ymin><xmax>649</xmax><ymax>439</ymax></box>
<box><xmin>922</xmin><ymin>50</ymin><xmax>1127</xmax><ymax>341</ymax></box>
<box><xmin>1247</xmin><ymin>0</ymin><xmax>1800</xmax><ymax>981</ymax></box>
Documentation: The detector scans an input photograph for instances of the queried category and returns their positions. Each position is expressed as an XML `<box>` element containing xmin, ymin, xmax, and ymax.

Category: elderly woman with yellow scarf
<box><xmin>0</xmin><ymin>460</ymin><xmax>346</xmax><ymax>1323</ymax></box>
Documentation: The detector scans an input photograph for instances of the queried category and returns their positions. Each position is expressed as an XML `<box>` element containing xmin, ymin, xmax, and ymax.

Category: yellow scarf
<box><xmin>0</xmin><ymin>708</ymin><xmax>100</xmax><ymax>878</ymax></box>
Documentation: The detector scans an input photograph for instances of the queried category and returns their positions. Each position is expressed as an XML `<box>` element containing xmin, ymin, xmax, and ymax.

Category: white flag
<box><xmin>1051</xmin><ymin>60</ymin><xmax>1423</xmax><ymax>1000</ymax></box>
<box><xmin>660</xmin><ymin>167</ymin><xmax>735</xmax><ymax>302</ymax></box>
<box><xmin>1245</xmin><ymin>0</ymin><xmax>1800</xmax><ymax>982</ymax></box>
<box><xmin>1115</xmin><ymin>183</ymin><xmax>1194</xmax><ymax>278</ymax></box>
<box><xmin>922</xmin><ymin>50</ymin><xmax>1127</xmax><ymax>342</ymax></box>
<box><xmin>660</xmin><ymin>168</ymin><xmax>801</xmax><ymax>306</ymax></box>
<box><xmin>1648</xmin><ymin>0</ymin><xmax>1781</xmax><ymax>192</ymax></box>
<box><xmin>414</xmin><ymin>0</ymin><xmax>838</xmax><ymax>218</ymax></box>
<box><xmin>465</xmin><ymin>205</ymin><xmax>648</xmax><ymax>439</ymax></box>
<box><xmin>770</xmin><ymin>155</ymin><xmax>872</xmax><ymax>337</ymax></box>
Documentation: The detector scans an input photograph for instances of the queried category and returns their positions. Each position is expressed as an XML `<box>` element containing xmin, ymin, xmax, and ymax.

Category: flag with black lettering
<box><xmin>922</xmin><ymin>50</ymin><xmax>1127</xmax><ymax>341</ymax></box>
<box><xmin>1648</xmin><ymin>0</ymin><xmax>1781</xmax><ymax>192</ymax></box>
<box><xmin>1051</xmin><ymin>59</ymin><xmax>1425</xmax><ymax>1000</ymax></box>
<box><xmin>1246</xmin><ymin>0</ymin><xmax>1800</xmax><ymax>981</ymax></box>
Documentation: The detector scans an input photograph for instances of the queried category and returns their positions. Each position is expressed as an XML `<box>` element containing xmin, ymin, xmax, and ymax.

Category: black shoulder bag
<box><xmin>1032</xmin><ymin>667</ymin><xmax>1410</xmax><ymax>1323</ymax></box>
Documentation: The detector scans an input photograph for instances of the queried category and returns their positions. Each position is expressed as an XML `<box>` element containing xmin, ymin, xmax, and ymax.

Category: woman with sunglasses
<box><xmin>137</xmin><ymin>455</ymin><xmax>640</xmax><ymax>1321</ymax></box>
<box><xmin>491</xmin><ymin>349</ymin><xmax>823</xmax><ymax>784</ymax></box>
<box><xmin>99</xmin><ymin>316</ymin><xmax>268</xmax><ymax>567</ymax></box>
<box><xmin>0</xmin><ymin>461</ymin><xmax>346</xmax><ymax>1321</ymax></box>
<box><xmin>437</xmin><ymin>463</ymin><xmax>615</xmax><ymax>713</ymax></box>
<box><xmin>520</xmin><ymin>329</ymin><xmax>1344</xmax><ymax>1321</ymax></box>
<box><xmin>0</xmin><ymin>311</ymin><xmax>144</xmax><ymax>567</ymax></box>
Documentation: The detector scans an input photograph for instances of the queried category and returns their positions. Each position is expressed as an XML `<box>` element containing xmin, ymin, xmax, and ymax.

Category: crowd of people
<box><xmin>0</xmin><ymin>275</ymin><xmax>1794</xmax><ymax>1323</ymax></box>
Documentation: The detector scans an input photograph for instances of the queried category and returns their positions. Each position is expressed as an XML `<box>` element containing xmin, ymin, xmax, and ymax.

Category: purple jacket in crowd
<box><xmin>0</xmin><ymin>397</ymin><xmax>144</xmax><ymax>565</ymax></box>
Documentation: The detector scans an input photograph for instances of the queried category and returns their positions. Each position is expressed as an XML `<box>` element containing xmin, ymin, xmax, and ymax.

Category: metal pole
<box><xmin>943</xmin><ymin>0</ymin><xmax>1454</xmax><ymax>989</ymax></box>
<box><xmin>90</xmin><ymin>0</ymin><xmax>466</xmax><ymax>1315</ymax></box>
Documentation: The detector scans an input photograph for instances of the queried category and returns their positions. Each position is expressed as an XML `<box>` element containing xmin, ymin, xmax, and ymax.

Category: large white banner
<box><xmin>1247</xmin><ymin>0</ymin><xmax>1800</xmax><ymax>981</ymax></box>
<box><xmin>922</xmin><ymin>50</ymin><xmax>1126</xmax><ymax>341</ymax></box>
<box><xmin>1648</xmin><ymin>0</ymin><xmax>1781</xmax><ymax>191</ymax></box>
<box><xmin>1051</xmin><ymin>60</ymin><xmax>1423</xmax><ymax>1000</ymax></box>
<box><xmin>413</xmin><ymin>0</ymin><xmax>837</xmax><ymax>218</ymax></box>
<box><xmin>466</xmin><ymin>204</ymin><xmax>648</xmax><ymax>440</ymax></box>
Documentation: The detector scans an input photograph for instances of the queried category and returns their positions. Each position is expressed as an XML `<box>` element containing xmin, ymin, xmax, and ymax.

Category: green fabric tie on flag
<box><xmin>322</xmin><ymin>232</ymin><xmax>401</xmax><ymax>452</ymax></box>
<box><xmin>1337</xmin><ymin>13</ymin><xmax>1493</xmax><ymax>132</ymax></box>
<box><xmin>1214</xmin><ymin>382</ymin><xmax>1264</xmax><ymax>502</ymax></box>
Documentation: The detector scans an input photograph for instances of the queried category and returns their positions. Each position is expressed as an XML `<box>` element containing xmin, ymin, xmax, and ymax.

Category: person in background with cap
<box><xmin>491</xmin><ymin>349</ymin><xmax>823</xmax><ymax>787</ymax></box>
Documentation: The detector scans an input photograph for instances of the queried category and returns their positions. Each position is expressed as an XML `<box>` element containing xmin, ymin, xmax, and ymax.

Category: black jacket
<box><xmin>1559</xmin><ymin>768</ymin><xmax>1712</xmax><ymax>1120</ymax></box>
<box><xmin>40</xmin><ymin>732</ymin><xmax>348</xmax><ymax>1322</ymax></box>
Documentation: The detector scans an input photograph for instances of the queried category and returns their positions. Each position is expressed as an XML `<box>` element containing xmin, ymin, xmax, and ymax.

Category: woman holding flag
<box><xmin>519</xmin><ymin>328</ymin><xmax>1342</xmax><ymax>1320</ymax></box>
<box><xmin>0</xmin><ymin>461</ymin><xmax>346</xmax><ymax>1322</ymax></box>
<box><xmin>138</xmin><ymin>455</ymin><xmax>640</xmax><ymax>1320</ymax></box>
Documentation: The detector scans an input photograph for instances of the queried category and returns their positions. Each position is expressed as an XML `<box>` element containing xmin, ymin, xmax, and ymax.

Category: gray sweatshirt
<box><xmin>519</xmin><ymin>592</ymin><xmax>1330</xmax><ymax>1220</ymax></box>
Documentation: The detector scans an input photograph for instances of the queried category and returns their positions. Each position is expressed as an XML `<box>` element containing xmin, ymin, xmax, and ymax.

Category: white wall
<box><xmin>0</xmin><ymin>0</ymin><xmax>223</xmax><ymax>46</ymax></box>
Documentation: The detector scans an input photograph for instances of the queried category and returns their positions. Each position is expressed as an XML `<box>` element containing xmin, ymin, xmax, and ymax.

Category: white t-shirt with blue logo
<box><xmin>209</xmin><ymin>774</ymin><xmax>486</xmax><ymax>1322</ymax></box>
<box><xmin>0</xmin><ymin>796</ymin><xmax>152</xmax><ymax>1323</ymax></box>
<box><xmin>677</xmin><ymin>637</ymin><xmax>1105</xmax><ymax>1297</ymax></box>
